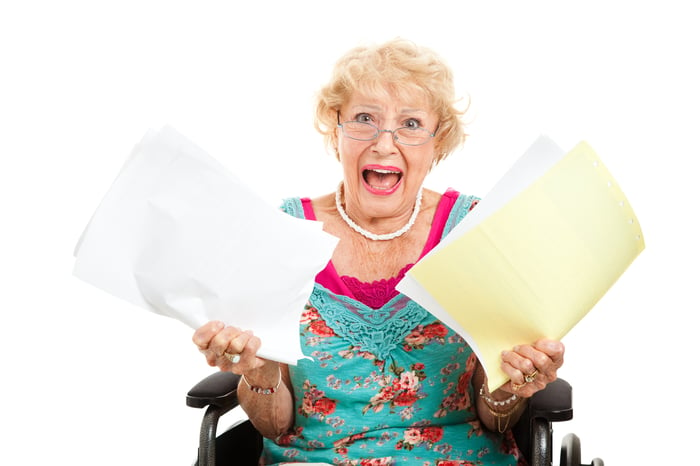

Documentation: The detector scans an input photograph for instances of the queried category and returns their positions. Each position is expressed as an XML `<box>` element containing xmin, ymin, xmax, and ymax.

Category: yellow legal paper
<box><xmin>397</xmin><ymin>136</ymin><xmax>645</xmax><ymax>392</ymax></box>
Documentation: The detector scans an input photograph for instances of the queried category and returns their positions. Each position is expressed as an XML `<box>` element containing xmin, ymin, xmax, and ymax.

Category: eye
<box><xmin>403</xmin><ymin>118</ymin><xmax>422</xmax><ymax>129</ymax></box>
<box><xmin>353</xmin><ymin>113</ymin><xmax>374</xmax><ymax>123</ymax></box>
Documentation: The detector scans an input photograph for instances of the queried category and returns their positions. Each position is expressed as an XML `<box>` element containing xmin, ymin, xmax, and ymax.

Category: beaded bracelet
<box><xmin>479</xmin><ymin>383</ymin><xmax>519</xmax><ymax>408</ymax></box>
<box><xmin>479</xmin><ymin>383</ymin><xmax>524</xmax><ymax>433</ymax></box>
<box><xmin>242</xmin><ymin>366</ymin><xmax>282</xmax><ymax>395</ymax></box>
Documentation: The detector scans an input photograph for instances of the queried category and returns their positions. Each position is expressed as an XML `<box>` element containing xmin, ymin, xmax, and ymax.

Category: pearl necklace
<box><xmin>335</xmin><ymin>182</ymin><xmax>423</xmax><ymax>241</ymax></box>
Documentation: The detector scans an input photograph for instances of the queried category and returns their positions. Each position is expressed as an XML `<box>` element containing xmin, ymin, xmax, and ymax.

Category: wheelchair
<box><xmin>187</xmin><ymin>372</ymin><xmax>603</xmax><ymax>466</ymax></box>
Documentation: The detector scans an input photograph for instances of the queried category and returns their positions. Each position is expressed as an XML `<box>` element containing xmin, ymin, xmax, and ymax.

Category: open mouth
<box><xmin>362</xmin><ymin>165</ymin><xmax>403</xmax><ymax>194</ymax></box>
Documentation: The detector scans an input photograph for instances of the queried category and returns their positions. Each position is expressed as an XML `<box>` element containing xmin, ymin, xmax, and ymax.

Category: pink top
<box><xmin>300</xmin><ymin>189</ymin><xmax>462</xmax><ymax>309</ymax></box>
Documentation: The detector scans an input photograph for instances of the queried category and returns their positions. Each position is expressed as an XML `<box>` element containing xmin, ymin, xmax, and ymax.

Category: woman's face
<box><xmin>336</xmin><ymin>91</ymin><xmax>438</xmax><ymax>222</ymax></box>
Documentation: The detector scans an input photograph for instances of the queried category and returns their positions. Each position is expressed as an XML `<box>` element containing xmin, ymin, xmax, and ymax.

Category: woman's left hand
<box><xmin>499</xmin><ymin>338</ymin><xmax>565</xmax><ymax>398</ymax></box>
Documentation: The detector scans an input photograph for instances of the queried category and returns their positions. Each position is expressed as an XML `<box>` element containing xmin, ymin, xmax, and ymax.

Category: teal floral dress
<box><xmin>262</xmin><ymin>190</ymin><xmax>525</xmax><ymax>466</ymax></box>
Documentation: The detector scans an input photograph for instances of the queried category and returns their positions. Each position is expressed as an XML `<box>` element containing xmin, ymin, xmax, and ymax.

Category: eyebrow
<box><xmin>349</xmin><ymin>104</ymin><xmax>429</xmax><ymax>116</ymax></box>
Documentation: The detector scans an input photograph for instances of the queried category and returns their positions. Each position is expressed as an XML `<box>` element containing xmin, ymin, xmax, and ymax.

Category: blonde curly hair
<box><xmin>314</xmin><ymin>38</ymin><xmax>467</xmax><ymax>165</ymax></box>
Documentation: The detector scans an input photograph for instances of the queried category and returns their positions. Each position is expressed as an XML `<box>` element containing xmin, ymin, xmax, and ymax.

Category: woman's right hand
<box><xmin>192</xmin><ymin>321</ymin><xmax>267</xmax><ymax>374</ymax></box>
<box><xmin>194</xmin><ymin>322</ymin><xmax>293</xmax><ymax>438</ymax></box>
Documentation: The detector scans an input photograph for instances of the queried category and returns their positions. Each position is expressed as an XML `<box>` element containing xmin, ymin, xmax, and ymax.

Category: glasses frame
<box><xmin>336</xmin><ymin>112</ymin><xmax>438</xmax><ymax>147</ymax></box>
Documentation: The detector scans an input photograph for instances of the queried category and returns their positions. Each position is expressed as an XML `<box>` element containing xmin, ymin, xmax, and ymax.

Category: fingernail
<box><xmin>548</xmin><ymin>341</ymin><xmax>562</xmax><ymax>351</ymax></box>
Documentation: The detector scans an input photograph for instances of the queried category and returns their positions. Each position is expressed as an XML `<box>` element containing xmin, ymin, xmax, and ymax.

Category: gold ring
<box><xmin>524</xmin><ymin>370</ymin><xmax>538</xmax><ymax>383</ymax></box>
<box><xmin>511</xmin><ymin>381</ymin><xmax>525</xmax><ymax>391</ymax></box>
<box><xmin>224</xmin><ymin>352</ymin><xmax>241</xmax><ymax>364</ymax></box>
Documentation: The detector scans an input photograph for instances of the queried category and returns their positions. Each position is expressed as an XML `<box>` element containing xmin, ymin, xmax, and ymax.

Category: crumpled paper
<box><xmin>73</xmin><ymin>126</ymin><xmax>338</xmax><ymax>364</ymax></box>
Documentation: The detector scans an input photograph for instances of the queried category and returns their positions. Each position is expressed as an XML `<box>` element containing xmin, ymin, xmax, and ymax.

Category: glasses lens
<box><xmin>395</xmin><ymin>127</ymin><xmax>432</xmax><ymax>146</ymax></box>
<box><xmin>341</xmin><ymin>121</ymin><xmax>377</xmax><ymax>141</ymax></box>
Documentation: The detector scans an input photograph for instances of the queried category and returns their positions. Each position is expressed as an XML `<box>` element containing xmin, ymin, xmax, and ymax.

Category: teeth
<box><xmin>371</xmin><ymin>169</ymin><xmax>400</xmax><ymax>174</ymax></box>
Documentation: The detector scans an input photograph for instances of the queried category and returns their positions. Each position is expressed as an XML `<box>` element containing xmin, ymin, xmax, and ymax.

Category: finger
<box><xmin>192</xmin><ymin>321</ymin><xmax>225</xmax><ymax>351</ymax></box>
<box><xmin>502</xmin><ymin>349</ymin><xmax>548</xmax><ymax>394</ymax></box>
<box><xmin>500</xmin><ymin>351</ymin><xmax>541</xmax><ymax>395</ymax></box>
<box><xmin>234</xmin><ymin>332</ymin><xmax>265</xmax><ymax>369</ymax></box>
<box><xmin>503</xmin><ymin>347</ymin><xmax>538</xmax><ymax>377</ymax></box>
<box><xmin>222</xmin><ymin>330</ymin><xmax>261</xmax><ymax>360</ymax></box>
<box><xmin>534</xmin><ymin>339</ymin><xmax>565</xmax><ymax>367</ymax></box>
<box><xmin>220</xmin><ymin>328</ymin><xmax>254</xmax><ymax>355</ymax></box>
<box><xmin>514</xmin><ymin>345</ymin><xmax>556</xmax><ymax>371</ymax></box>
<box><xmin>219</xmin><ymin>331</ymin><xmax>267</xmax><ymax>372</ymax></box>
<box><xmin>500</xmin><ymin>352</ymin><xmax>528</xmax><ymax>387</ymax></box>
<box><xmin>207</xmin><ymin>325</ymin><xmax>243</xmax><ymax>356</ymax></box>
<box><xmin>513</xmin><ymin>345</ymin><xmax>559</xmax><ymax>385</ymax></box>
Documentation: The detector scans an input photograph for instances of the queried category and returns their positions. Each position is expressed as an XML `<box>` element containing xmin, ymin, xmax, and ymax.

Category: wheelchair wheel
<box><xmin>560</xmin><ymin>433</ymin><xmax>581</xmax><ymax>466</ymax></box>
<box><xmin>530</xmin><ymin>418</ymin><xmax>551</xmax><ymax>466</ymax></box>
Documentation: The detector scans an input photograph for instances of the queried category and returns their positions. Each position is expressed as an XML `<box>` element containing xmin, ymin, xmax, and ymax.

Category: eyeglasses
<box><xmin>337</xmin><ymin>116</ymin><xmax>437</xmax><ymax>146</ymax></box>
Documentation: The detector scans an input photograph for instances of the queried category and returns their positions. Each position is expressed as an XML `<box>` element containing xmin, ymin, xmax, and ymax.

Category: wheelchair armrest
<box><xmin>526</xmin><ymin>378</ymin><xmax>573</xmax><ymax>423</ymax></box>
<box><xmin>187</xmin><ymin>372</ymin><xmax>243</xmax><ymax>466</ymax></box>
<box><xmin>187</xmin><ymin>371</ymin><xmax>241</xmax><ymax>411</ymax></box>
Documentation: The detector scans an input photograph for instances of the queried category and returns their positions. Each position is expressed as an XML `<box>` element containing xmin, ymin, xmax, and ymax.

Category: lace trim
<box><xmin>339</xmin><ymin>263</ymin><xmax>413</xmax><ymax>309</ymax></box>
<box><xmin>442</xmin><ymin>194</ymin><xmax>479</xmax><ymax>240</ymax></box>
<box><xmin>310</xmin><ymin>284</ymin><xmax>427</xmax><ymax>361</ymax></box>
<box><xmin>279</xmin><ymin>197</ymin><xmax>305</xmax><ymax>218</ymax></box>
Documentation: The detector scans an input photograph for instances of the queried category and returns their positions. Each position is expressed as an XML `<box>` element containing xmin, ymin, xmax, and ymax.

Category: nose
<box><xmin>373</xmin><ymin>129</ymin><xmax>399</xmax><ymax>155</ymax></box>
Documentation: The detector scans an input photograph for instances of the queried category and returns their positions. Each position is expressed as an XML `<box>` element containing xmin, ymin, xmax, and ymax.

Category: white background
<box><xmin>1</xmin><ymin>1</ymin><xmax>697</xmax><ymax>464</ymax></box>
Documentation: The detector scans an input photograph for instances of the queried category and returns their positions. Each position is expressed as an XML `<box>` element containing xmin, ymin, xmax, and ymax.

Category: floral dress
<box><xmin>262</xmin><ymin>190</ymin><xmax>525</xmax><ymax>466</ymax></box>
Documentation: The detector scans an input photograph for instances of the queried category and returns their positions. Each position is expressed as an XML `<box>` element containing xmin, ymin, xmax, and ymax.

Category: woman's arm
<box><xmin>237</xmin><ymin>361</ymin><xmax>295</xmax><ymax>438</ymax></box>
<box><xmin>192</xmin><ymin>321</ymin><xmax>295</xmax><ymax>438</ymax></box>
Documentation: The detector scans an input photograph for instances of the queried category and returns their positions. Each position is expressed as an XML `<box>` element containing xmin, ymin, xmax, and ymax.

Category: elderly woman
<box><xmin>193</xmin><ymin>38</ymin><xmax>565</xmax><ymax>465</ymax></box>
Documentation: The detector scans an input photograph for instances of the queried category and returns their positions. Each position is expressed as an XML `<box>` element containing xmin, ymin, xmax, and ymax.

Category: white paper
<box><xmin>73</xmin><ymin>126</ymin><xmax>338</xmax><ymax>364</ymax></box>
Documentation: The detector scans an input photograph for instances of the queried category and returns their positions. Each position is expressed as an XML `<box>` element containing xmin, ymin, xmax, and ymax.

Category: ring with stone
<box><xmin>224</xmin><ymin>352</ymin><xmax>241</xmax><ymax>364</ymax></box>
<box><xmin>512</xmin><ymin>370</ymin><xmax>539</xmax><ymax>391</ymax></box>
